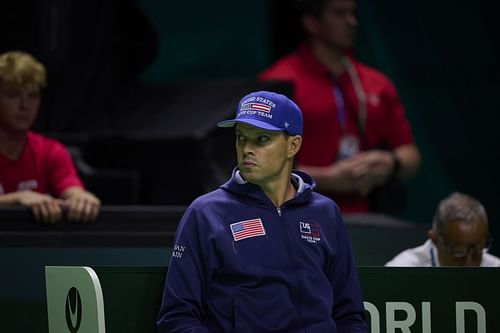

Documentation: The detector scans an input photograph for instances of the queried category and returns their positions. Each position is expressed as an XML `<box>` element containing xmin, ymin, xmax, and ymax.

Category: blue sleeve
<box><xmin>157</xmin><ymin>205</ymin><xmax>212</xmax><ymax>333</ymax></box>
<box><xmin>328</xmin><ymin>207</ymin><xmax>367</xmax><ymax>333</ymax></box>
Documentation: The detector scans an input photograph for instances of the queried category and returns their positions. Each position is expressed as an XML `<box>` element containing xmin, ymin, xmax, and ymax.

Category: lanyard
<box><xmin>332</xmin><ymin>76</ymin><xmax>347</xmax><ymax>133</ymax></box>
<box><xmin>332</xmin><ymin>57</ymin><xmax>367</xmax><ymax>161</ymax></box>
<box><xmin>339</xmin><ymin>56</ymin><xmax>367</xmax><ymax>135</ymax></box>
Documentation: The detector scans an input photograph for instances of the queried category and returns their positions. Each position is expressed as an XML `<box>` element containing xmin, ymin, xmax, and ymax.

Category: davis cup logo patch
<box><xmin>230</xmin><ymin>218</ymin><xmax>266</xmax><ymax>241</ymax></box>
<box><xmin>299</xmin><ymin>221</ymin><xmax>321</xmax><ymax>244</ymax></box>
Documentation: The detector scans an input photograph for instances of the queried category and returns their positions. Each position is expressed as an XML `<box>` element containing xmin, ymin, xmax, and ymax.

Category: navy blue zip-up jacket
<box><xmin>157</xmin><ymin>169</ymin><xmax>367</xmax><ymax>333</ymax></box>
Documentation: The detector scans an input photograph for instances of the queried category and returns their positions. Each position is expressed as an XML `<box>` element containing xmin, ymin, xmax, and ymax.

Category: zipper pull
<box><xmin>277</xmin><ymin>207</ymin><xmax>282</xmax><ymax>216</ymax></box>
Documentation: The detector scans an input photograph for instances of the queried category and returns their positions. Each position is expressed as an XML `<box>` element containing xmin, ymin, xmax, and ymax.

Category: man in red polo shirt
<box><xmin>0</xmin><ymin>51</ymin><xmax>100</xmax><ymax>223</ymax></box>
<box><xmin>260</xmin><ymin>0</ymin><xmax>421</xmax><ymax>213</ymax></box>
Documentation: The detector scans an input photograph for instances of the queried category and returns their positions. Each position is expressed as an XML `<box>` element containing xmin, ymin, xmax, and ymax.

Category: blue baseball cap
<box><xmin>217</xmin><ymin>91</ymin><xmax>303</xmax><ymax>136</ymax></box>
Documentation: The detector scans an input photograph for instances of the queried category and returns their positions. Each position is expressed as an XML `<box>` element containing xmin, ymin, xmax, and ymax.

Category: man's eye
<box><xmin>258</xmin><ymin>136</ymin><xmax>270</xmax><ymax>143</ymax></box>
<box><xmin>237</xmin><ymin>135</ymin><xmax>246</xmax><ymax>141</ymax></box>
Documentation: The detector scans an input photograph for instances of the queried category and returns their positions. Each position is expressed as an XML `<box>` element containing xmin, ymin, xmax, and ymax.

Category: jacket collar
<box><xmin>220</xmin><ymin>167</ymin><xmax>316</xmax><ymax>206</ymax></box>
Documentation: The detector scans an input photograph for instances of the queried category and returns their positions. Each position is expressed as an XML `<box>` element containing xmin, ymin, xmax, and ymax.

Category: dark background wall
<box><xmin>2</xmin><ymin>0</ymin><xmax>500</xmax><ymax>250</ymax></box>
<box><xmin>353</xmin><ymin>0</ymin><xmax>500</xmax><ymax>227</ymax></box>
<box><xmin>357</xmin><ymin>1</ymin><xmax>500</xmax><ymax>257</ymax></box>
<box><xmin>267</xmin><ymin>0</ymin><xmax>500</xmax><ymax>229</ymax></box>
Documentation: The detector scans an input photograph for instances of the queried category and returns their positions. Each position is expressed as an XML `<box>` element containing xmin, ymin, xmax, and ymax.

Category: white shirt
<box><xmin>385</xmin><ymin>239</ymin><xmax>500</xmax><ymax>267</ymax></box>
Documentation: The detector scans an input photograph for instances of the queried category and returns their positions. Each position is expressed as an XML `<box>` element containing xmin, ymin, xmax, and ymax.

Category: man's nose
<box><xmin>242</xmin><ymin>141</ymin><xmax>256</xmax><ymax>154</ymax></box>
<box><xmin>19</xmin><ymin>94</ymin><xmax>31</xmax><ymax>109</ymax></box>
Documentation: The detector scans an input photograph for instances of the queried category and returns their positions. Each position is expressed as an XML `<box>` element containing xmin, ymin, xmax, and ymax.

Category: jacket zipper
<box><xmin>276</xmin><ymin>204</ymin><xmax>305</xmax><ymax>327</ymax></box>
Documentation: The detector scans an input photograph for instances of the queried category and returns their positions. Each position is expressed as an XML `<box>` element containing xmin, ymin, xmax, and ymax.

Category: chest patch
<box><xmin>230</xmin><ymin>218</ymin><xmax>266</xmax><ymax>242</ymax></box>
<box><xmin>299</xmin><ymin>221</ymin><xmax>321</xmax><ymax>244</ymax></box>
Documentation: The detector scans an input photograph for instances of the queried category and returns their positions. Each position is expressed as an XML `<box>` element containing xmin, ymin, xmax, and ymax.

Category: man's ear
<box><xmin>428</xmin><ymin>229</ymin><xmax>438</xmax><ymax>246</ymax></box>
<box><xmin>288</xmin><ymin>135</ymin><xmax>302</xmax><ymax>158</ymax></box>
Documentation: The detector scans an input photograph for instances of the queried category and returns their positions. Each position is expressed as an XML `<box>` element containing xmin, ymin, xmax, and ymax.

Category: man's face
<box><xmin>0</xmin><ymin>86</ymin><xmax>40</xmax><ymax>133</ymax></box>
<box><xmin>433</xmin><ymin>219</ymin><xmax>489</xmax><ymax>267</ymax></box>
<box><xmin>235</xmin><ymin>124</ymin><xmax>295</xmax><ymax>187</ymax></box>
<box><xmin>306</xmin><ymin>0</ymin><xmax>357</xmax><ymax>51</ymax></box>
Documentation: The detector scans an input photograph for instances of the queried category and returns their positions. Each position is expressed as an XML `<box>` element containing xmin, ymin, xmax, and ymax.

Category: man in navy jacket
<box><xmin>157</xmin><ymin>91</ymin><xmax>367</xmax><ymax>332</ymax></box>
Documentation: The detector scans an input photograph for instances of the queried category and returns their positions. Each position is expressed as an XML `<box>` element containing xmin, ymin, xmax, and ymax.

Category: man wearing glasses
<box><xmin>385</xmin><ymin>192</ymin><xmax>500</xmax><ymax>267</ymax></box>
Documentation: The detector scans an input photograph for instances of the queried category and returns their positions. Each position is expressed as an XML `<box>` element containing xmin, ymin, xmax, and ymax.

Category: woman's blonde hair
<box><xmin>0</xmin><ymin>51</ymin><xmax>46</xmax><ymax>90</ymax></box>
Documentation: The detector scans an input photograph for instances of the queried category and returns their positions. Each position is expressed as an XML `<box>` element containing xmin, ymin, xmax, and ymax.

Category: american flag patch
<box><xmin>250</xmin><ymin>103</ymin><xmax>272</xmax><ymax>112</ymax></box>
<box><xmin>240</xmin><ymin>102</ymin><xmax>273</xmax><ymax>113</ymax></box>
<box><xmin>230</xmin><ymin>218</ymin><xmax>266</xmax><ymax>242</ymax></box>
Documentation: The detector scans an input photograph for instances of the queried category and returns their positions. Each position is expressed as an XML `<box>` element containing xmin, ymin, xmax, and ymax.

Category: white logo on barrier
<box><xmin>65</xmin><ymin>287</ymin><xmax>82</xmax><ymax>332</ymax></box>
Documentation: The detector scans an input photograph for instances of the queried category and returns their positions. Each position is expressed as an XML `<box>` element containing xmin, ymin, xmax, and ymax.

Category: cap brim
<box><xmin>217</xmin><ymin>119</ymin><xmax>283</xmax><ymax>132</ymax></box>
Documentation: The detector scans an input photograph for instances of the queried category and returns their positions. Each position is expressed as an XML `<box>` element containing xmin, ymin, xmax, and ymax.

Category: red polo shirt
<box><xmin>260</xmin><ymin>44</ymin><xmax>414</xmax><ymax>212</ymax></box>
<box><xmin>0</xmin><ymin>131</ymin><xmax>83</xmax><ymax>197</ymax></box>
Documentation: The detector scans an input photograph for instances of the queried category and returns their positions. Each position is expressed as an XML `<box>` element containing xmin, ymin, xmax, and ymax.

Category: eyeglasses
<box><xmin>438</xmin><ymin>235</ymin><xmax>492</xmax><ymax>259</ymax></box>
